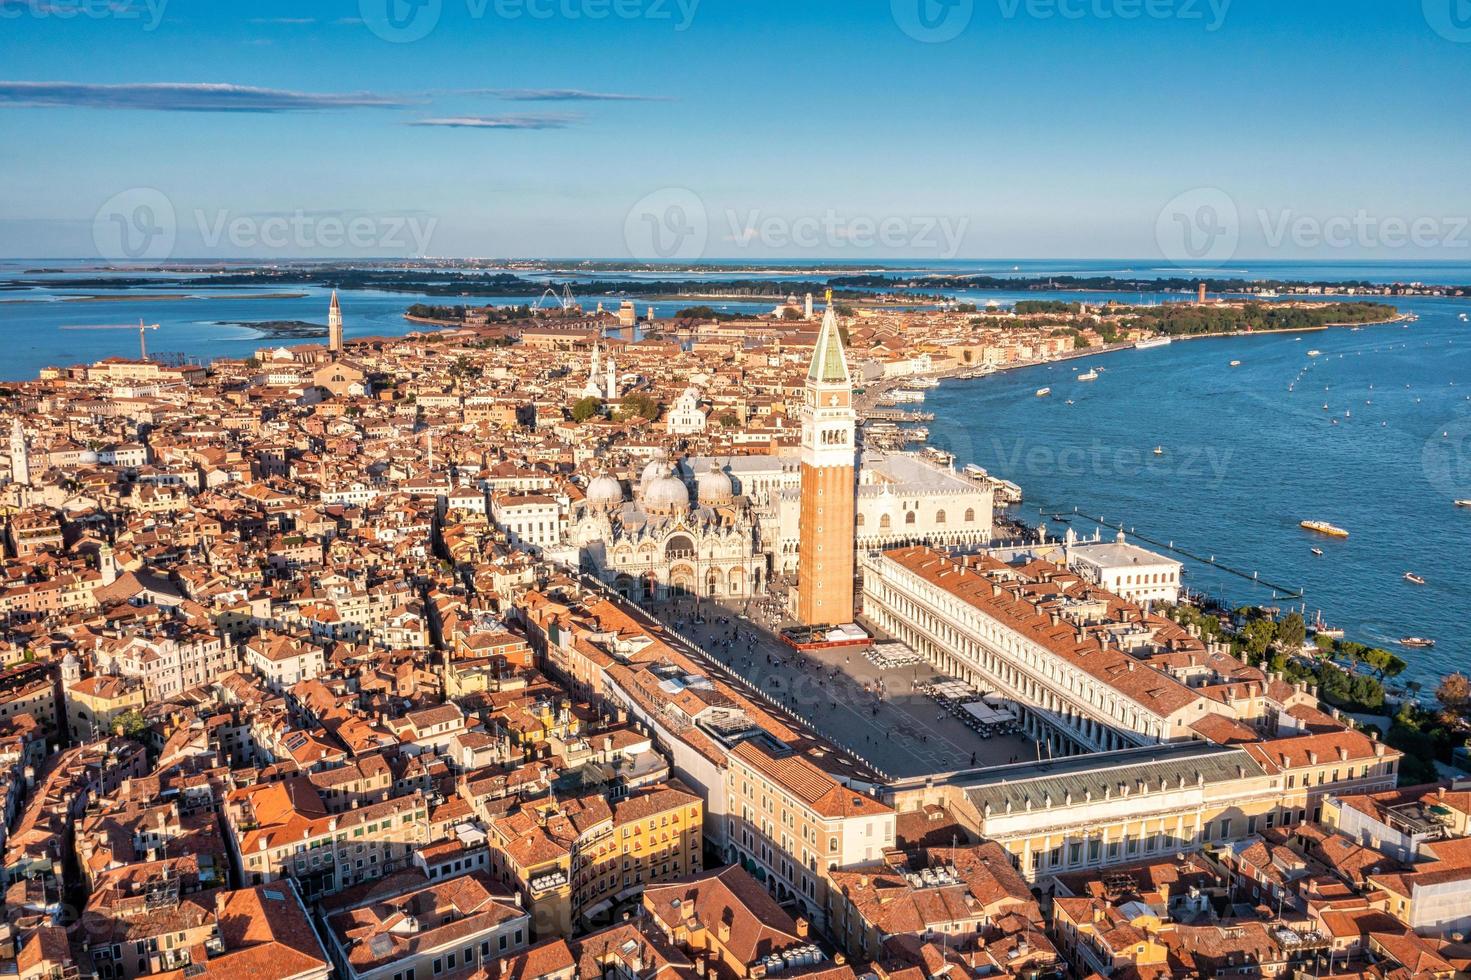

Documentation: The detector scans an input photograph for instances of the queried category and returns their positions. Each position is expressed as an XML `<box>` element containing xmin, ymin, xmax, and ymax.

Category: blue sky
<box><xmin>2</xmin><ymin>0</ymin><xmax>1469</xmax><ymax>260</ymax></box>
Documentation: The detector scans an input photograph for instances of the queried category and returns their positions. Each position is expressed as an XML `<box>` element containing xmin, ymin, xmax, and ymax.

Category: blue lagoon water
<box><xmin>924</xmin><ymin>297</ymin><xmax>1471</xmax><ymax>684</ymax></box>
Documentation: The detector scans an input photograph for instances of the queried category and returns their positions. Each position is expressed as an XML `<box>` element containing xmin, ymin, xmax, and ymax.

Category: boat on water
<box><xmin>1134</xmin><ymin>337</ymin><xmax>1172</xmax><ymax>350</ymax></box>
<box><xmin>1405</xmin><ymin>572</ymin><xmax>1427</xmax><ymax>585</ymax></box>
<box><xmin>1456</xmin><ymin>499</ymin><xmax>1471</xmax><ymax>508</ymax></box>
<box><xmin>1300</xmin><ymin>520</ymin><xmax>1349</xmax><ymax>538</ymax></box>
<box><xmin>1460</xmin><ymin>313</ymin><xmax>1468</xmax><ymax>322</ymax></box>
<box><xmin>908</xmin><ymin>377</ymin><xmax>940</xmax><ymax>389</ymax></box>
<box><xmin>1307</xmin><ymin>349</ymin><xmax>1323</xmax><ymax>357</ymax></box>
<box><xmin>1400</xmin><ymin>637</ymin><xmax>1437</xmax><ymax>649</ymax></box>
<box><xmin>1229</xmin><ymin>360</ymin><xmax>1242</xmax><ymax>368</ymax></box>
<box><xmin>1311</xmin><ymin>548</ymin><xmax>1324</xmax><ymax>556</ymax></box>
<box><xmin>1035</xmin><ymin>388</ymin><xmax>1052</xmax><ymax>398</ymax></box>
<box><xmin>1153</xmin><ymin>446</ymin><xmax>1164</xmax><ymax>456</ymax></box>
<box><xmin>1310</xmin><ymin>610</ymin><xmax>1345</xmax><ymax>640</ymax></box>
<box><xmin>1077</xmin><ymin>370</ymin><xmax>1100</xmax><ymax>382</ymax></box>
<box><xmin>1065</xmin><ymin>399</ymin><xmax>1075</xmax><ymax>405</ymax></box>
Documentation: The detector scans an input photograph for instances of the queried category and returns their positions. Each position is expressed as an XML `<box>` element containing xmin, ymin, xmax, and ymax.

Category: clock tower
<box><xmin>796</xmin><ymin>294</ymin><xmax>857</xmax><ymax>626</ymax></box>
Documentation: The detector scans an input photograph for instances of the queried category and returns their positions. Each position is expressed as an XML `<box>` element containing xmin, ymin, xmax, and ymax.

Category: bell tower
<box><xmin>328</xmin><ymin>290</ymin><xmax>344</xmax><ymax>353</ymax></box>
<box><xmin>9</xmin><ymin>418</ymin><xmax>29</xmax><ymax>487</ymax></box>
<box><xmin>796</xmin><ymin>293</ymin><xmax>857</xmax><ymax>626</ymax></box>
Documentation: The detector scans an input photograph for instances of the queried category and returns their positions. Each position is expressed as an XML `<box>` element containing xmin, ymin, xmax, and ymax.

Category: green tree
<box><xmin>572</xmin><ymin>397</ymin><xmax>603</xmax><ymax>423</ymax></box>
<box><xmin>114</xmin><ymin>710</ymin><xmax>148</xmax><ymax>740</ymax></box>
<box><xmin>1241</xmin><ymin>619</ymin><xmax>1278</xmax><ymax>661</ymax></box>
<box><xmin>617</xmin><ymin>392</ymin><xmax>661</xmax><ymax>423</ymax></box>
<box><xmin>1278</xmin><ymin>611</ymin><xmax>1306</xmax><ymax>650</ymax></box>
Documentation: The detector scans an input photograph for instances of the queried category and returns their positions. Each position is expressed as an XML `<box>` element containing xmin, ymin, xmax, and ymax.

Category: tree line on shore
<box><xmin>1168</xmin><ymin>603</ymin><xmax>1467</xmax><ymax>785</ymax></box>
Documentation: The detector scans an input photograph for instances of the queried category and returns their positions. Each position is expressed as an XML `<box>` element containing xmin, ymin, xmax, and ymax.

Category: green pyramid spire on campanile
<box><xmin>807</xmin><ymin>289</ymin><xmax>850</xmax><ymax>385</ymax></box>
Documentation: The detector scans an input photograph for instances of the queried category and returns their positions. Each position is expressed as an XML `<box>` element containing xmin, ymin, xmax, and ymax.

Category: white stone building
<box><xmin>1066</xmin><ymin>530</ymin><xmax>1184</xmax><ymax>605</ymax></box>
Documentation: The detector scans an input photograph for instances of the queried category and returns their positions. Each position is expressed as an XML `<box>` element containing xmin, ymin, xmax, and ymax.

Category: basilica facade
<box><xmin>571</xmin><ymin>454</ymin><xmax>767</xmax><ymax>602</ymax></box>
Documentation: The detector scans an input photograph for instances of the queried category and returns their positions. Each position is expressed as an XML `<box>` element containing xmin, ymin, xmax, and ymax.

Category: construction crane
<box><xmin>58</xmin><ymin>319</ymin><xmax>160</xmax><ymax>360</ymax></box>
<box><xmin>137</xmin><ymin>319</ymin><xmax>159</xmax><ymax>360</ymax></box>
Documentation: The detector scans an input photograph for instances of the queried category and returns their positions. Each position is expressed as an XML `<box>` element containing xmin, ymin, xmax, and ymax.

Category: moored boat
<box><xmin>1300</xmin><ymin>520</ymin><xmax>1349</xmax><ymax>538</ymax></box>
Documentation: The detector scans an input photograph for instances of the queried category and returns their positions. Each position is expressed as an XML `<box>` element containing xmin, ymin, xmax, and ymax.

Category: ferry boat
<box><xmin>963</xmin><ymin>463</ymin><xmax>989</xmax><ymax>481</ymax></box>
<box><xmin>1077</xmin><ymin>370</ymin><xmax>1100</xmax><ymax>382</ymax></box>
<box><xmin>1400</xmin><ymin>637</ymin><xmax>1437</xmax><ymax>650</ymax></box>
<box><xmin>1404</xmin><ymin>572</ymin><xmax>1427</xmax><ymax>586</ymax></box>
<box><xmin>908</xmin><ymin>377</ymin><xmax>940</xmax><ymax>389</ymax></box>
<box><xmin>1134</xmin><ymin>337</ymin><xmax>1172</xmax><ymax>350</ymax></box>
<box><xmin>1300</xmin><ymin>520</ymin><xmax>1349</xmax><ymax>538</ymax></box>
<box><xmin>1035</xmin><ymin>387</ymin><xmax>1052</xmax><ymax>398</ymax></box>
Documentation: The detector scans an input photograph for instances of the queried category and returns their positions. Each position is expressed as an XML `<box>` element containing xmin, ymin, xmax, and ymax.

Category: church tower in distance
<box><xmin>328</xmin><ymin>290</ymin><xmax>344</xmax><ymax>353</ymax></box>
<box><xmin>796</xmin><ymin>293</ymin><xmax>857</xmax><ymax>626</ymax></box>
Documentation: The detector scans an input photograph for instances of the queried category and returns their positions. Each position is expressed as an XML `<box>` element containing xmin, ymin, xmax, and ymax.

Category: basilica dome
<box><xmin>642</xmin><ymin>462</ymin><xmax>691</xmax><ymax>516</ymax></box>
<box><xmin>696</xmin><ymin>461</ymin><xmax>734</xmax><ymax>505</ymax></box>
<box><xmin>639</xmin><ymin>453</ymin><xmax>669</xmax><ymax>493</ymax></box>
<box><xmin>585</xmin><ymin>473</ymin><xmax>624</xmax><ymax>508</ymax></box>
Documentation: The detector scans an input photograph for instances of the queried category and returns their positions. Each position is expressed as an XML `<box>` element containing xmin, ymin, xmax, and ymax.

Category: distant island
<box><xmin>217</xmin><ymin>319</ymin><xmax>328</xmax><ymax>340</ymax></box>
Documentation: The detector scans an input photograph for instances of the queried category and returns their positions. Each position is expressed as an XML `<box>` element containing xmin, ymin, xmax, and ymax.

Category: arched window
<box><xmin>856</xmin><ymin>513</ymin><xmax>865</xmax><ymax>527</ymax></box>
<box><xmin>880</xmin><ymin>514</ymin><xmax>892</xmax><ymax>530</ymax></box>
<box><xmin>935</xmin><ymin>510</ymin><xmax>947</xmax><ymax>525</ymax></box>
<box><xmin>964</xmin><ymin>508</ymin><xmax>976</xmax><ymax>523</ymax></box>
<box><xmin>905</xmin><ymin>511</ymin><xmax>917</xmax><ymax>526</ymax></box>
